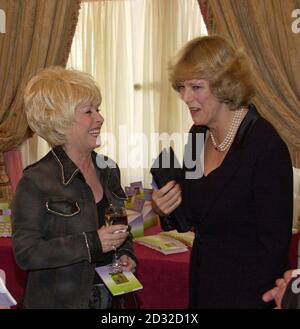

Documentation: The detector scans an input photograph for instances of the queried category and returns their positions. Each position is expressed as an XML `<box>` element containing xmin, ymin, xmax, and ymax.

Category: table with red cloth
<box><xmin>134</xmin><ymin>225</ymin><xmax>190</xmax><ymax>309</ymax></box>
<box><xmin>0</xmin><ymin>229</ymin><xmax>299</xmax><ymax>309</ymax></box>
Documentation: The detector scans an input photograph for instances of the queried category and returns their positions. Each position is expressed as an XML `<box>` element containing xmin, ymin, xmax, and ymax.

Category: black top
<box><xmin>97</xmin><ymin>193</ymin><xmax>109</xmax><ymax>228</ymax></box>
<box><xmin>182</xmin><ymin>105</ymin><xmax>293</xmax><ymax>308</ymax></box>
<box><xmin>94</xmin><ymin>194</ymin><xmax>111</xmax><ymax>284</ymax></box>
<box><xmin>186</xmin><ymin>168</ymin><xmax>218</xmax><ymax>225</ymax></box>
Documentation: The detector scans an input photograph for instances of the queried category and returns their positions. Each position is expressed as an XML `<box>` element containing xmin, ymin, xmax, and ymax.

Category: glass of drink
<box><xmin>104</xmin><ymin>204</ymin><xmax>128</xmax><ymax>272</ymax></box>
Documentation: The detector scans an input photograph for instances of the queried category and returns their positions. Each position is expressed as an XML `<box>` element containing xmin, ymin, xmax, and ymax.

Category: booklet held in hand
<box><xmin>95</xmin><ymin>265</ymin><xmax>143</xmax><ymax>296</ymax></box>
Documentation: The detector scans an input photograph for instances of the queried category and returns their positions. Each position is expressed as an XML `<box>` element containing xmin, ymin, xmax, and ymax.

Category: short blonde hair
<box><xmin>24</xmin><ymin>66</ymin><xmax>102</xmax><ymax>146</ymax></box>
<box><xmin>169</xmin><ymin>35</ymin><xmax>255</xmax><ymax>109</ymax></box>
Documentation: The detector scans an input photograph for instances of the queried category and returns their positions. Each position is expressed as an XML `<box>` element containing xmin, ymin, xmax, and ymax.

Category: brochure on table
<box><xmin>0</xmin><ymin>202</ymin><xmax>12</xmax><ymax>237</ymax></box>
<box><xmin>134</xmin><ymin>234</ymin><xmax>189</xmax><ymax>255</ymax></box>
<box><xmin>159</xmin><ymin>230</ymin><xmax>195</xmax><ymax>247</ymax></box>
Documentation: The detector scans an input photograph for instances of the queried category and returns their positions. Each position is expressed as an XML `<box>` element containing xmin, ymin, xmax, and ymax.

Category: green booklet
<box><xmin>134</xmin><ymin>234</ymin><xmax>188</xmax><ymax>255</ymax></box>
<box><xmin>159</xmin><ymin>230</ymin><xmax>195</xmax><ymax>247</ymax></box>
<box><xmin>95</xmin><ymin>265</ymin><xmax>143</xmax><ymax>296</ymax></box>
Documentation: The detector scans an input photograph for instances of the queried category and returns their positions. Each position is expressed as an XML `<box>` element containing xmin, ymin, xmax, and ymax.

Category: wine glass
<box><xmin>104</xmin><ymin>204</ymin><xmax>128</xmax><ymax>272</ymax></box>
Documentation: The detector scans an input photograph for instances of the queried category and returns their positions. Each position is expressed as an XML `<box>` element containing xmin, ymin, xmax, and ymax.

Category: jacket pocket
<box><xmin>46</xmin><ymin>200</ymin><xmax>80</xmax><ymax>217</ymax></box>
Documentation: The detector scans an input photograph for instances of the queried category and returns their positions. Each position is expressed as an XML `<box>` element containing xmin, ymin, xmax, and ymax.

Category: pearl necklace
<box><xmin>209</xmin><ymin>108</ymin><xmax>244</xmax><ymax>152</ymax></box>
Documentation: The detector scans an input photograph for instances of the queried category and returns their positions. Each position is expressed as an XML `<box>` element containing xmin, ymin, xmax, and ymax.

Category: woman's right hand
<box><xmin>97</xmin><ymin>225</ymin><xmax>128</xmax><ymax>253</ymax></box>
<box><xmin>152</xmin><ymin>180</ymin><xmax>182</xmax><ymax>216</ymax></box>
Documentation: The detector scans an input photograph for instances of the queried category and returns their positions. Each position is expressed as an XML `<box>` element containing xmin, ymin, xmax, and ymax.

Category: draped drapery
<box><xmin>2</xmin><ymin>151</ymin><xmax>23</xmax><ymax>195</ymax></box>
<box><xmin>198</xmin><ymin>0</ymin><xmax>214</xmax><ymax>30</ymax></box>
<box><xmin>198</xmin><ymin>0</ymin><xmax>300</xmax><ymax>168</ymax></box>
<box><xmin>0</xmin><ymin>0</ymin><xmax>80</xmax><ymax>198</ymax></box>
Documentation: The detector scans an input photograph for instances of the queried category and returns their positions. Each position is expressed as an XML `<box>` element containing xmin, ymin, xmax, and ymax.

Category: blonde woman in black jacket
<box><xmin>12</xmin><ymin>67</ymin><xmax>136</xmax><ymax>309</ymax></box>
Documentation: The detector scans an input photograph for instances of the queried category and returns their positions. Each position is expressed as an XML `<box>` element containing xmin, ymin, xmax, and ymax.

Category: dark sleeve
<box><xmin>118</xmin><ymin>237</ymin><xmax>137</xmax><ymax>264</ymax></box>
<box><xmin>12</xmin><ymin>176</ymin><xmax>92</xmax><ymax>271</ymax></box>
<box><xmin>84</xmin><ymin>231</ymin><xmax>104</xmax><ymax>263</ymax></box>
<box><xmin>253</xmin><ymin>133</ymin><xmax>293</xmax><ymax>287</ymax></box>
<box><xmin>159</xmin><ymin>214</ymin><xmax>177</xmax><ymax>231</ymax></box>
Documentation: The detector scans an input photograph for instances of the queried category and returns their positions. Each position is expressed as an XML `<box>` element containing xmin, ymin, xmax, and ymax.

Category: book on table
<box><xmin>95</xmin><ymin>265</ymin><xmax>143</xmax><ymax>296</ymax></box>
<box><xmin>134</xmin><ymin>234</ymin><xmax>189</xmax><ymax>255</ymax></box>
<box><xmin>0</xmin><ymin>270</ymin><xmax>17</xmax><ymax>307</ymax></box>
<box><xmin>0</xmin><ymin>202</ymin><xmax>12</xmax><ymax>237</ymax></box>
<box><xmin>159</xmin><ymin>230</ymin><xmax>195</xmax><ymax>247</ymax></box>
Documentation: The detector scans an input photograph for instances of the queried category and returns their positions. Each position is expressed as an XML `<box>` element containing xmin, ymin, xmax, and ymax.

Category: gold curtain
<box><xmin>198</xmin><ymin>0</ymin><xmax>215</xmax><ymax>30</ymax></box>
<box><xmin>0</xmin><ymin>0</ymin><xmax>81</xmax><ymax>201</ymax></box>
<box><xmin>204</xmin><ymin>0</ymin><xmax>300</xmax><ymax>168</ymax></box>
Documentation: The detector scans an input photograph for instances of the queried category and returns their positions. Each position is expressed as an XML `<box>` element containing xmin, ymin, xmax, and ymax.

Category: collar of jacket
<box><xmin>189</xmin><ymin>103</ymin><xmax>260</xmax><ymax>151</ymax></box>
<box><xmin>51</xmin><ymin>146</ymin><xmax>110</xmax><ymax>186</ymax></box>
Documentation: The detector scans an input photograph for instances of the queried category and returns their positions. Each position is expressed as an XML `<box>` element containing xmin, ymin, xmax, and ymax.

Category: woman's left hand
<box><xmin>262</xmin><ymin>269</ymin><xmax>294</xmax><ymax>308</ymax></box>
<box><xmin>119</xmin><ymin>255</ymin><xmax>136</xmax><ymax>273</ymax></box>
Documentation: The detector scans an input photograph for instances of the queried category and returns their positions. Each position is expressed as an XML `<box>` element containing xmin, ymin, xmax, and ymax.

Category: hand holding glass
<box><xmin>104</xmin><ymin>205</ymin><xmax>128</xmax><ymax>272</ymax></box>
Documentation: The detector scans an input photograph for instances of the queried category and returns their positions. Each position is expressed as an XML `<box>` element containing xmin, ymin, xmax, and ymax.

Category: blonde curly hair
<box><xmin>24</xmin><ymin>66</ymin><xmax>102</xmax><ymax>146</ymax></box>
